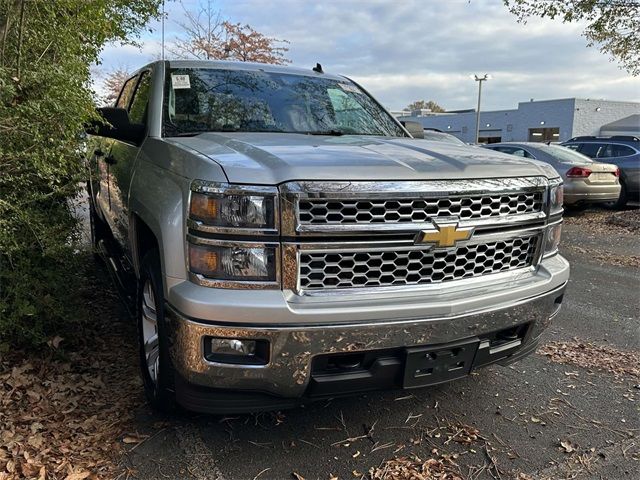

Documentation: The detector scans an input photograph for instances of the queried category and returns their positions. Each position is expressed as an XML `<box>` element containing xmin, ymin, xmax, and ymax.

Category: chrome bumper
<box><xmin>564</xmin><ymin>191</ymin><xmax>620</xmax><ymax>204</ymax></box>
<box><xmin>167</xmin><ymin>256</ymin><xmax>569</xmax><ymax>398</ymax></box>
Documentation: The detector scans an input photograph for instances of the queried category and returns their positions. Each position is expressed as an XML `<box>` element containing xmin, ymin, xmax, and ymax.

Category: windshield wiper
<box><xmin>306</xmin><ymin>129</ymin><xmax>345</xmax><ymax>136</ymax></box>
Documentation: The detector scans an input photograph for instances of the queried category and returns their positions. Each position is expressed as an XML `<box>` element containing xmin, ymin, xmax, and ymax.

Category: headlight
<box><xmin>549</xmin><ymin>181</ymin><xmax>564</xmax><ymax>215</ymax></box>
<box><xmin>188</xmin><ymin>240</ymin><xmax>278</xmax><ymax>283</ymax></box>
<box><xmin>189</xmin><ymin>181</ymin><xmax>277</xmax><ymax>233</ymax></box>
<box><xmin>544</xmin><ymin>222</ymin><xmax>562</xmax><ymax>257</ymax></box>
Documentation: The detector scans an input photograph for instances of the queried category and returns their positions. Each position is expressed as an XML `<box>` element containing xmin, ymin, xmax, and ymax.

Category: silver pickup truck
<box><xmin>87</xmin><ymin>60</ymin><xmax>569</xmax><ymax>413</ymax></box>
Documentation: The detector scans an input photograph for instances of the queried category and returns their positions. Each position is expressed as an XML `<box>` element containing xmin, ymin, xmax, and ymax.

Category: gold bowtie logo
<box><xmin>415</xmin><ymin>222</ymin><xmax>474</xmax><ymax>248</ymax></box>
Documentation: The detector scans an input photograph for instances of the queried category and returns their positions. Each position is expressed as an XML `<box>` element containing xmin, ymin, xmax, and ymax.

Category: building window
<box><xmin>506</xmin><ymin>124</ymin><xmax>513</xmax><ymax>132</ymax></box>
<box><xmin>528</xmin><ymin>127</ymin><xmax>559</xmax><ymax>142</ymax></box>
<box><xmin>462</xmin><ymin>126</ymin><xmax>468</xmax><ymax>133</ymax></box>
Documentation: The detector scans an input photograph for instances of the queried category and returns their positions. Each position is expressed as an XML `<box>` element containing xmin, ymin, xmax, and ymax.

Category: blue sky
<box><xmin>96</xmin><ymin>0</ymin><xmax>640</xmax><ymax>111</ymax></box>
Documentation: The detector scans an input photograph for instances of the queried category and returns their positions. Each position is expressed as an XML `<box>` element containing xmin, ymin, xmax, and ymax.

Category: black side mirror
<box><xmin>86</xmin><ymin>107</ymin><xmax>144</xmax><ymax>144</ymax></box>
<box><xmin>400</xmin><ymin>121</ymin><xmax>425</xmax><ymax>139</ymax></box>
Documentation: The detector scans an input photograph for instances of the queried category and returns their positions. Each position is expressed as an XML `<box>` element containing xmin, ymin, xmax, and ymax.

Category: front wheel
<box><xmin>137</xmin><ymin>249</ymin><xmax>176</xmax><ymax>413</ymax></box>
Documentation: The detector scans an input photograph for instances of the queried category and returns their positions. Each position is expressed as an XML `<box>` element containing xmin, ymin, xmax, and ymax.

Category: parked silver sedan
<box><xmin>482</xmin><ymin>142</ymin><xmax>621</xmax><ymax>206</ymax></box>
<box><xmin>423</xmin><ymin>129</ymin><xmax>467</xmax><ymax>145</ymax></box>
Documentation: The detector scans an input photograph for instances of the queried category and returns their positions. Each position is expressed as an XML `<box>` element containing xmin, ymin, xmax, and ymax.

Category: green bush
<box><xmin>0</xmin><ymin>0</ymin><xmax>161</xmax><ymax>347</ymax></box>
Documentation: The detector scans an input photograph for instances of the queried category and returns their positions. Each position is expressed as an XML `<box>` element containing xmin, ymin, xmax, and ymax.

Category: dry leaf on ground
<box><xmin>538</xmin><ymin>341</ymin><xmax>640</xmax><ymax>379</ymax></box>
<box><xmin>0</xmin><ymin>273</ymin><xmax>145</xmax><ymax>480</ymax></box>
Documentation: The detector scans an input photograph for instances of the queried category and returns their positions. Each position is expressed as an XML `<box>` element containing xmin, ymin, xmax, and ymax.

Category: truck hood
<box><xmin>167</xmin><ymin>132</ymin><xmax>558</xmax><ymax>184</ymax></box>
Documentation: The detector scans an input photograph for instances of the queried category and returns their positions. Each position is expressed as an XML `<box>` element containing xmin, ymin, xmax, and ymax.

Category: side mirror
<box><xmin>86</xmin><ymin>107</ymin><xmax>144</xmax><ymax>144</ymax></box>
<box><xmin>400</xmin><ymin>121</ymin><xmax>425</xmax><ymax>139</ymax></box>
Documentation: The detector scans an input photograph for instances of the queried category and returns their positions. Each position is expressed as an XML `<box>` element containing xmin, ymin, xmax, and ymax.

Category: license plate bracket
<box><xmin>403</xmin><ymin>339</ymin><xmax>479</xmax><ymax>388</ymax></box>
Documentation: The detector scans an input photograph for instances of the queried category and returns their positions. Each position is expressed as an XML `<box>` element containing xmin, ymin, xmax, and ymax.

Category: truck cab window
<box><xmin>116</xmin><ymin>75</ymin><xmax>139</xmax><ymax>109</ymax></box>
<box><xmin>128</xmin><ymin>71</ymin><xmax>152</xmax><ymax>125</ymax></box>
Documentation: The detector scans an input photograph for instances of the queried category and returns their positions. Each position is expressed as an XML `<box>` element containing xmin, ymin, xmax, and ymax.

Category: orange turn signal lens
<box><xmin>189</xmin><ymin>244</ymin><xmax>219</xmax><ymax>275</ymax></box>
<box><xmin>190</xmin><ymin>193</ymin><xmax>219</xmax><ymax>223</ymax></box>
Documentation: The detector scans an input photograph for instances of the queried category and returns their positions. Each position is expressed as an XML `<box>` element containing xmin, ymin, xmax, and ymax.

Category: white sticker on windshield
<box><xmin>172</xmin><ymin>74</ymin><xmax>191</xmax><ymax>89</ymax></box>
<box><xmin>338</xmin><ymin>83</ymin><xmax>362</xmax><ymax>94</ymax></box>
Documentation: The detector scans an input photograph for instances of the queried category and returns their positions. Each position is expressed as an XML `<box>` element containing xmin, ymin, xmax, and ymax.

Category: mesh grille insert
<box><xmin>298</xmin><ymin>192</ymin><xmax>544</xmax><ymax>225</ymax></box>
<box><xmin>299</xmin><ymin>235</ymin><xmax>539</xmax><ymax>290</ymax></box>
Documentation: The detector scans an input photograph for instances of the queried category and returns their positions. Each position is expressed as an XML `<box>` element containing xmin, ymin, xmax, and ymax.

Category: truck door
<box><xmin>94</xmin><ymin>74</ymin><xmax>139</xmax><ymax>238</ymax></box>
<box><xmin>107</xmin><ymin>70</ymin><xmax>152</xmax><ymax>255</ymax></box>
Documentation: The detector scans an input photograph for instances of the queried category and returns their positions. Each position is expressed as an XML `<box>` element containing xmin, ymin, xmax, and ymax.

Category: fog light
<box><xmin>205</xmin><ymin>337</ymin><xmax>269</xmax><ymax>365</ymax></box>
<box><xmin>210</xmin><ymin>338</ymin><xmax>256</xmax><ymax>356</ymax></box>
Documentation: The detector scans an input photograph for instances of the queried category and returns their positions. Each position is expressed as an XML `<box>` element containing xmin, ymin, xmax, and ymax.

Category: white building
<box><xmin>396</xmin><ymin>98</ymin><xmax>640</xmax><ymax>144</ymax></box>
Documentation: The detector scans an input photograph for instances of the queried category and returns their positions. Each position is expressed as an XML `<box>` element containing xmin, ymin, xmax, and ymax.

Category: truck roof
<box><xmin>139</xmin><ymin>59</ymin><xmax>347</xmax><ymax>81</ymax></box>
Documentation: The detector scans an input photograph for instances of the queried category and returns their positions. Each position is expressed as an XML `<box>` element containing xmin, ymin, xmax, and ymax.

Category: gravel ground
<box><xmin>123</xmin><ymin>206</ymin><xmax>640</xmax><ymax>480</ymax></box>
<box><xmin>2</xmin><ymin>206</ymin><xmax>638</xmax><ymax>480</ymax></box>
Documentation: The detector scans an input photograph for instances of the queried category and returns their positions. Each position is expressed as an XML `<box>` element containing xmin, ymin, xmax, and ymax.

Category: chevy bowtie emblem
<box><xmin>415</xmin><ymin>221</ymin><xmax>474</xmax><ymax>248</ymax></box>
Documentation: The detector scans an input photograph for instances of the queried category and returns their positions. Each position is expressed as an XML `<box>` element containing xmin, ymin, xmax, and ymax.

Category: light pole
<box><xmin>472</xmin><ymin>74</ymin><xmax>491</xmax><ymax>144</ymax></box>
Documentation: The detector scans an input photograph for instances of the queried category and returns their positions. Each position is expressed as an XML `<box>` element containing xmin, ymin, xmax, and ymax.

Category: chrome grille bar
<box><xmin>279</xmin><ymin>177</ymin><xmax>549</xmax><ymax>236</ymax></box>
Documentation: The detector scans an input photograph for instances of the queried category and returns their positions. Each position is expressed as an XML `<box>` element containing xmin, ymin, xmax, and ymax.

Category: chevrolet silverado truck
<box><xmin>86</xmin><ymin>60</ymin><xmax>569</xmax><ymax>413</ymax></box>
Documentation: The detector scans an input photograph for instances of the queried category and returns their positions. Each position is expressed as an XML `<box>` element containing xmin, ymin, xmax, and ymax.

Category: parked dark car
<box><xmin>482</xmin><ymin>142</ymin><xmax>620</xmax><ymax>206</ymax></box>
<box><xmin>561</xmin><ymin>136</ymin><xmax>640</xmax><ymax>207</ymax></box>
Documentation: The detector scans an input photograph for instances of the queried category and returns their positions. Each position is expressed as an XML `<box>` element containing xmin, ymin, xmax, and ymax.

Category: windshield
<box><xmin>163</xmin><ymin>68</ymin><xmax>406</xmax><ymax>137</ymax></box>
<box><xmin>541</xmin><ymin>144</ymin><xmax>594</xmax><ymax>164</ymax></box>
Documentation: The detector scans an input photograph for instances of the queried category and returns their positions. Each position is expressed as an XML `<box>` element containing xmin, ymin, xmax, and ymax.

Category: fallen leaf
<box><xmin>292</xmin><ymin>472</ymin><xmax>305</xmax><ymax>480</ymax></box>
<box><xmin>122</xmin><ymin>435</ymin><xmax>146</xmax><ymax>444</ymax></box>
<box><xmin>64</xmin><ymin>472</ymin><xmax>91</xmax><ymax>480</ymax></box>
<box><xmin>560</xmin><ymin>440</ymin><xmax>575</xmax><ymax>453</ymax></box>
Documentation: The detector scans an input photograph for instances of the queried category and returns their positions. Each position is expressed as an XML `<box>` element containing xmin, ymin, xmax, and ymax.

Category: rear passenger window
<box><xmin>577</xmin><ymin>143</ymin><xmax>602</xmax><ymax>158</ymax></box>
<box><xmin>611</xmin><ymin>144</ymin><xmax>636</xmax><ymax>157</ymax></box>
<box><xmin>494</xmin><ymin>147</ymin><xmax>514</xmax><ymax>154</ymax></box>
<box><xmin>116</xmin><ymin>75</ymin><xmax>138</xmax><ymax>109</ymax></box>
<box><xmin>598</xmin><ymin>144</ymin><xmax>614</xmax><ymax>158</ymax></box>
<box><xmin>511</xmin><ymin>148</ymin><xmax>533</xmax><ymax>158</ymax></box>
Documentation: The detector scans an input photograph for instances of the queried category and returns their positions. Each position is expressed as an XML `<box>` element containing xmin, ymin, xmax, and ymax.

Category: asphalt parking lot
<box><xmin>119</xmin><ymin>206</ymin><xmax>639</xmax><ymax>480</ymax></box>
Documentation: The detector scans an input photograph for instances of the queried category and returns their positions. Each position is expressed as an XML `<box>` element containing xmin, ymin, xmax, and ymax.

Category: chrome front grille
<box><xmin>298</xmin><ymin>192</ymin><xmax>544</xmax><ymax>225</ymax></box>
<box><xmin>298</xmin><ymin>235</ymin><xmax>539</xmax><ymax>290</ymax></box>
<box><xmin>280</xmin><ymin>178</ymin><xmax>550</xmax><ymax>295</ymax></box>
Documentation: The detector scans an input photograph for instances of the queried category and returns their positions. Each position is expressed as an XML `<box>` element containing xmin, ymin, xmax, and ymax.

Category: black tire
<box><xmin>137</xmin><ymin>249</ymin><xmax>177</xmax><ymax>413</ymax></box>
<box><xmin>605</xmin><ymin>180</ymin><xmax>628</xmax><ymax>209</ymax></box>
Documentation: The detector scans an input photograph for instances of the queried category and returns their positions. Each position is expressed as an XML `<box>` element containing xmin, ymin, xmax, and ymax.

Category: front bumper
<box><xmin>166</xmin><ymin>255</ymin><xmax>569</xmax><ymax>410</ymax></box>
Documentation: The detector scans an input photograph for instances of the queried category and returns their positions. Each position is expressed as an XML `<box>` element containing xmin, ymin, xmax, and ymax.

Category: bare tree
<box><xmin>168</xmin><ymin>0</ymin><xmax>225</xmax><ymax>60</ymax></box>
<box><xmin>168</xmin><ymin>0</ymin><xmax>290</xmax><ymax>64</ymax></box>
<box><xmin>101</xmin><ymin>67</ymin><xmax>131</xmax><ymax>106</ymax></box>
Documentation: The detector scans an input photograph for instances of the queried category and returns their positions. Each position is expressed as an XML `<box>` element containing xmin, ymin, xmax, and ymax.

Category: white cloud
<box><xmin>97</xmin><ymin>0</ymin><xmax>640</xmax><ymax>111</ymax></box>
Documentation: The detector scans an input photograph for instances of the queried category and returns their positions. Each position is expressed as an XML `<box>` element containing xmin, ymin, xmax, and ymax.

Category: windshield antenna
<box><xmin>312</xmin><ymin>63</ymin><xmax>323</xmax><ymax>73</ymax></box>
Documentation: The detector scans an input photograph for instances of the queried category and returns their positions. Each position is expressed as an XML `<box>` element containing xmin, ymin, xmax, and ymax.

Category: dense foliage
<box><xmin>504</xmin><ymin>0</ymin><xmax>640</xmax><ymax>76</ymax></box>
<box><xmin>0</xmin><ymin>0</ymin><xmax>161</xmax><ymax>347</ymax></box>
